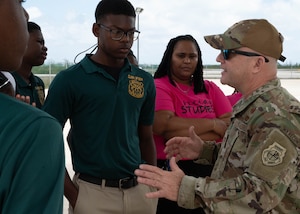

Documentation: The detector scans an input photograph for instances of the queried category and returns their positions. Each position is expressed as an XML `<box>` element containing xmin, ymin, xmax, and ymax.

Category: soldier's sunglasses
<box><xmin>222</xmin><ymin>49</ymin><xmax>269</xmax><ymax>62</ymax></box>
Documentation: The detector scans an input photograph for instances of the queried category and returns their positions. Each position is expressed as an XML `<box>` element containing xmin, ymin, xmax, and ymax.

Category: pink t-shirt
<box><xmin>154</xmin><ymin>76</ymin><xmax>232</xmax><ymax>159</ymax></box>
<box><xmin>227</xmin><ymin>92</ymin><xmax>242</xmax><ymax>106</ymax></box>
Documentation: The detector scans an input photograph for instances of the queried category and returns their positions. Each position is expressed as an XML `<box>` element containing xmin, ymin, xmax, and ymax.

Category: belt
<box><xmin>78</xmin><ymin>173</ymin><xmax>138</xmax><ymax>189</ymax></box>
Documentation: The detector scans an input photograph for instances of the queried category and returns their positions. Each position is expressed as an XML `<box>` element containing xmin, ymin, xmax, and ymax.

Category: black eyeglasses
<box><xmin>98</xmin><ymin>24</ymin><xmax>140</xmax><ymax>41</ymax></box>
<box><xmin>0</xmin><ymin>75</ymin><xmax>9</xmax><ymax>89</ymax></box>
<box><xmin>221</xmin><ymin>49</ymin><xmax>269</xmax><ymax>62</ymax></box>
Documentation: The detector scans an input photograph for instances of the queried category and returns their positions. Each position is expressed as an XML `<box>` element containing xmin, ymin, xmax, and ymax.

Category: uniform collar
<box><xmin>12</xmin><ymin>72</ymin><xmax>35</xmax><ymax>87</ymax></box>
<box><xmin>233</xmin><ymin>78</ymin><xmax>281</xmax><ymax>115</ymax></box>
<box><xmin>80</xmin><ymin>54</ymin><xmax>133</xmax><ymax>75</ymax></box>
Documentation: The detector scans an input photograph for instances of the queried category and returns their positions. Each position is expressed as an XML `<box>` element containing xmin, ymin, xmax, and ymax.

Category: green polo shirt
<box><xmin>12</xmin><ymin>72</ymin><xmax>45</xmax><ymax>109</ymax></box>
<box><xmin>43</xmin><ymin>55</ymin><xmax>156</xmax><ymax>179</ymax></box>
<box><xmin>0</xmin><ymin>94</ymin><xmax>64</xmax><ymax>213</ymax></box>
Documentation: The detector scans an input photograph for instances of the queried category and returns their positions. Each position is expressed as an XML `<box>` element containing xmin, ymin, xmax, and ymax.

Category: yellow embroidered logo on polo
<box><xmin>128</xmin><ymin>75</ymin><xmax>144</xmax><ymax>98</ymax></box>
<box><xmin>35</xmin><ymin>86</ymin><xmax>45</xmax><ymax>105</ymax></box>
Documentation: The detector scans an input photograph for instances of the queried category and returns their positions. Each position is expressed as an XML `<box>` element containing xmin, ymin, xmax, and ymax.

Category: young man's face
<box><xmin>23</xmin><ymin>30</ymin><xmax>48</xmax><ymax>67</ymax></box>
<box><xmin>0</xmin><ymin>0</ymin><xmax>29</xmax><ymax>70</ymax></box>
<box><xmin>94</xmin><ymin>14</ymin><xmax>136</xmax><ymax>63</ymax></box>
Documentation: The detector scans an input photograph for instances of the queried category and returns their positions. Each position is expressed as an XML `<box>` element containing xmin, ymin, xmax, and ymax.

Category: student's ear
<box><xmin>92</xmin><ymin>23</ymin><xmax>100</xmax><ymax>37</ymax></box>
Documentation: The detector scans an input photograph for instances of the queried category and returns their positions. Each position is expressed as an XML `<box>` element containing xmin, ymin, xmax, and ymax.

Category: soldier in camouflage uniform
<box><xmin>135</xmin><ymin>19</ymin><xmax>300</xmax><ymax>213</ymax></box>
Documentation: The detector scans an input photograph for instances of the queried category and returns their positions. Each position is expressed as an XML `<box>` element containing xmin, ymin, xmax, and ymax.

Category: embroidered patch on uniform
<box><xmin>262</xmin><ymin>142</ymin><xmax>286</xmax><ymax>166</ymax></box>
<box><xmin>35</xmin><ymin>86</ymin><xmax>45</xmax><ymax>105</ymax></box>
<box><xmin>128</xmin><ymin>79</ymin><xmax>144</xmax><ymax>98</ymax></box>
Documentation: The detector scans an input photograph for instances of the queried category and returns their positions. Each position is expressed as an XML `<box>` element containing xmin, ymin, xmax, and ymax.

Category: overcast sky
<box><xmin>24</xmin><ymin>0</ymin><xmax>300</xmax><ymax>65</ymax></box>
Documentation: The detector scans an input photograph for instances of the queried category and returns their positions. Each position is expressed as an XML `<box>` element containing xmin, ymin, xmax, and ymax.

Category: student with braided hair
<box><xmin>153</xmin><ymin>34</ymin><xmax>231</xmax><ymax>214</ymax></box>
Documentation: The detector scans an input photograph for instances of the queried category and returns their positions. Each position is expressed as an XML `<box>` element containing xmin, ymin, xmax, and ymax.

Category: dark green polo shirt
<box><xmin>12</xmin><ymin>72</ymin><xmax>45</xmax><ymax>109</ymax></box>
<box><xmin>0</xmin><ymin>94</ymin><xmax>64</xmax><ymax>213</ymax></box>
<box><xmin>43</xmin><ymin>55</ymin><xmax>156</xmax><ymax>179</ymax></box>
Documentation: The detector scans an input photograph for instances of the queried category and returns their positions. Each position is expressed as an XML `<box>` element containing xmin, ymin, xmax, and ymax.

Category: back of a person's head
<box><xmin>127</xmin><ymin>49</ymin><xmax>138</xmax><ymax>66</ymax></box>
<box><xmin>27</xmin><ymin>21</ymin><xmax>41</xmax><ymax>33</ymax></box>
<box><xmin>128</xmin><ymin>49</ymin><xmax>134</xmax><ymax>57</ymax></box>
<box><xmin>95</xmin><ymin>0</ymin><xmax>136</xmax><ymax>22</ymax></box>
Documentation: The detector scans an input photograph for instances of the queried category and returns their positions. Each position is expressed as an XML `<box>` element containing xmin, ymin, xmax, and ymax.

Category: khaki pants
<box><xmin>69</xmin><ymin>173</ymin><xmax>158</xmax><ymax>214</ymax></box>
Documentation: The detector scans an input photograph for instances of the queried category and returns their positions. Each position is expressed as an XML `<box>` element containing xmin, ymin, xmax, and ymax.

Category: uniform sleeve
<box><xmin>194</xmin><ymin>141</ymin><xmax>219</xmax><ymax>165</ymax></box>
<box><xmin>178</xmin><ymin>128</ymin><xmax>300</xmax><ymax>213</ymax></box>
<box><xmin>43</xmin><ymin>71</ymin><xmax>72</xmax><ymax>128</ymax></box>
<box><xmin>3</xmin><ymin>117</ymin><xmax>65</xmax><ymax>214</ymax></box>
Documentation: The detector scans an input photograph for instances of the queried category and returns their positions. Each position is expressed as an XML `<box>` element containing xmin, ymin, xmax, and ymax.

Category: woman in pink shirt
<box><xmin>227</xmin><ymin>89</ymin><xmax>243</xmax><ymax>106</ymax></box>
<box><xmin>153</xmin><ymin>35</ymin><xmax>232</xmax><ymax>214</ymax></box>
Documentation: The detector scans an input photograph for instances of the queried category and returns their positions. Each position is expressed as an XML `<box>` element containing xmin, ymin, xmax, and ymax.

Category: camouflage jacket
<box><xmin>178</xmin><ymin>79</ymin><xmax>300</xmax><ymax>213</ymax></box>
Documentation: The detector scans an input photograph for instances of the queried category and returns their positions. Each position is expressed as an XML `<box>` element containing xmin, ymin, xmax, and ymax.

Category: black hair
<box><xmin>154</xmin><ymin>35</ymin><xmax>207</xmax><ymax>94</ymax></box>
<box><xmin>27</xmin><ymin>21</ymin><xmax>41</xmax><ymax>33</ymax></box>
<box><xmin>128</xmin><ymin>49</ymin><xmax>136</xmax><ymax>57</ymax></box>
<box><xmin>95</xmin><ymin>0</ymin><xmax>136</xmax><ymax>22</ymax></box>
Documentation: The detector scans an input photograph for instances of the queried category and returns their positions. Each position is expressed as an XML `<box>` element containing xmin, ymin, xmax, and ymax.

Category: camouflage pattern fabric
<box><xmin>178</xmin><ymin>79</ymin><xmax>300</xmax><ymax>213</ymax></box>
<box><xmin>204</xmin><ymin>19</ymin><xmax>286</xmax><ymax>62</ymax></box>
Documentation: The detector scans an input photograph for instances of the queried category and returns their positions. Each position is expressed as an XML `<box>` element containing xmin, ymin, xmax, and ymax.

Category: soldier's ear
<box><xmin>252</xmin><ymin>57</ymin><xmax>265</xmax><ymax>74</ymax></box>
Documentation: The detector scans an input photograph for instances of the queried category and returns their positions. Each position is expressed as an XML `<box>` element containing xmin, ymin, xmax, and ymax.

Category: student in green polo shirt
<box><xmin>12</xmin><ymin>21</ymin><xmax>48</xmax><ymax>109</ymax></box>
<box><xmin>43</xmin><ymin>0</ymin><xmax>158</xmax><ymax>213</ymax></box>
<box><xmin>0</xmin><ymin>0</ymin><xmax>65</xmax><ymax>213</ymax></box>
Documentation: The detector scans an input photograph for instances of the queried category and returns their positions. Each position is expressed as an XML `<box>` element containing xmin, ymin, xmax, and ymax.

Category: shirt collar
<box><xmin>80</xmin><ymin>54</ymin><xmax>133</xmax><ymax>74</ymax></box>
<box><xmin>233</xmin><ymin>78</ymin><xmax>281</xmax><ymax>115</ymax></box>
